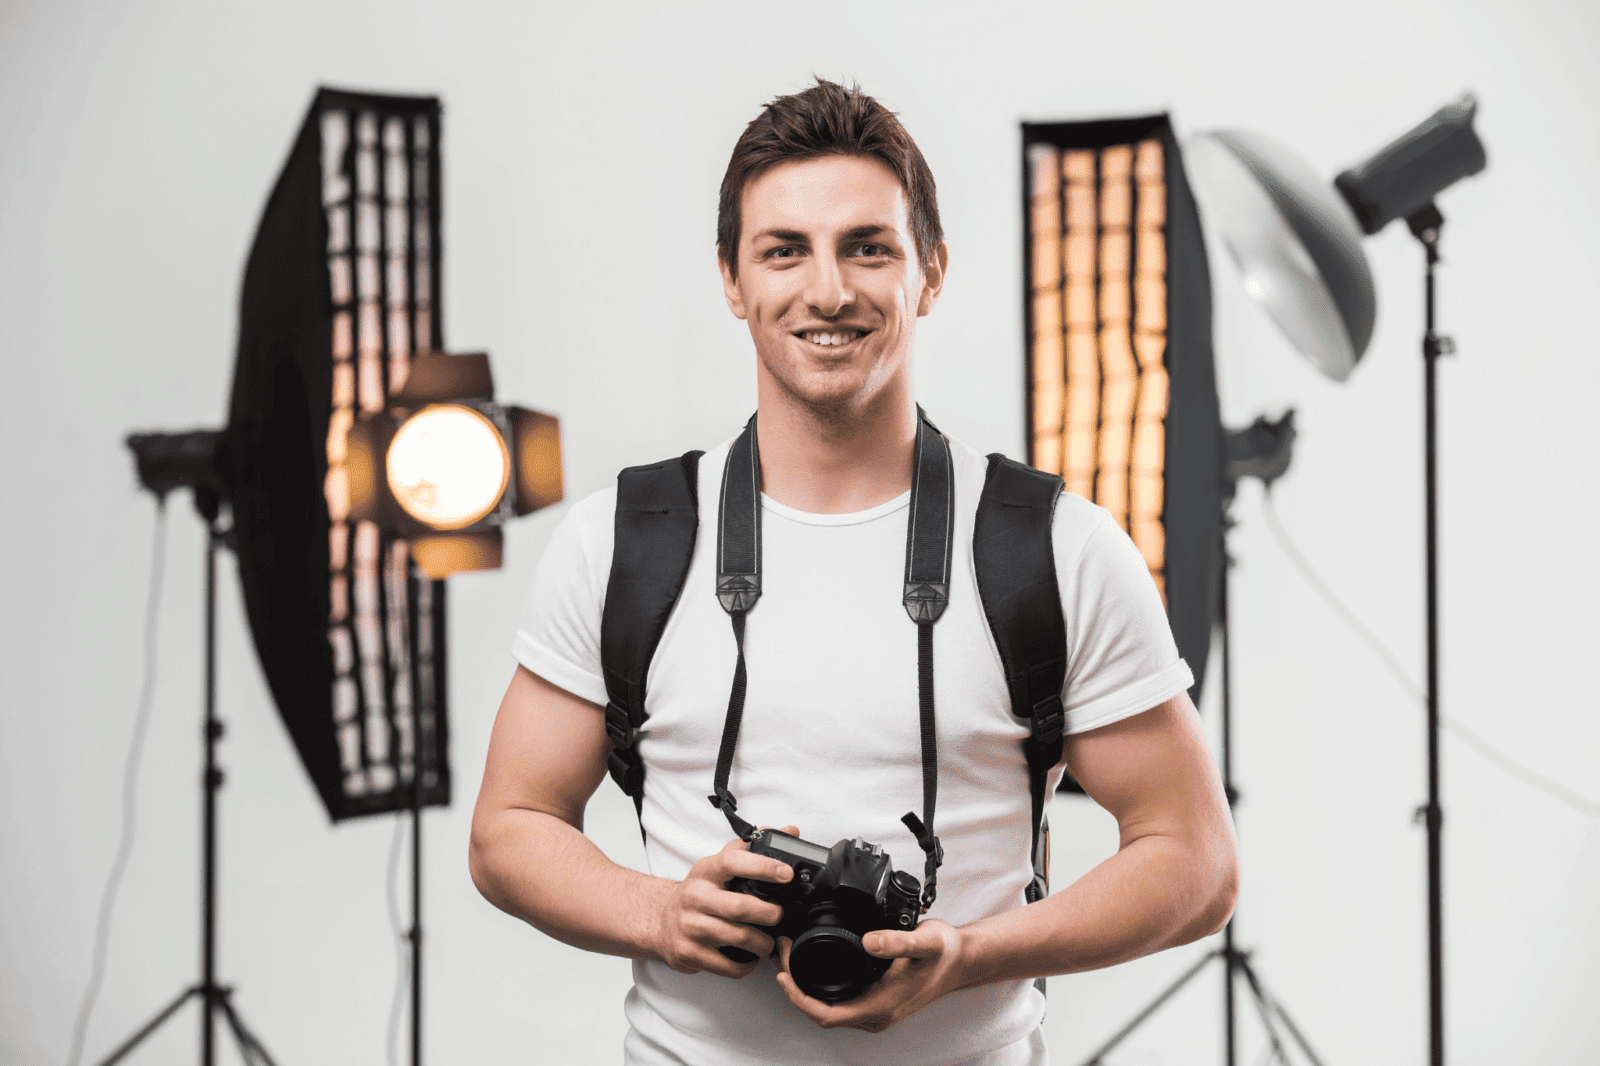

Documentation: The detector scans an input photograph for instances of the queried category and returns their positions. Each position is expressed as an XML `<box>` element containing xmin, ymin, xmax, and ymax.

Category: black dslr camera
<box><xmin>721</xmin><ymin>828</ymin><xmax>923</xmax><ymax>1003</ymax></box>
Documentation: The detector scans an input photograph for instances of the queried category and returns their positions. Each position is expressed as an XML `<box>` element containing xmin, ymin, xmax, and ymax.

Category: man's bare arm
<box><xmin>468</xmin><ymin>665</ymin><xmax>794</xmax><ymax>977</ymax></box>
<box><xmin>954</xmin><ymin>693</ymin><xmax>1239</xmax><ymax>981</ymax></box>
<box><xmin>774</xmin><ymin>693</ymin><xmax>1238</xmax><ymax>1031</ymax></box>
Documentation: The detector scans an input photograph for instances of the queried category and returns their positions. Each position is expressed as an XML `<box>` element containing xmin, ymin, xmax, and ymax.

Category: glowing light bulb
<box><xmin>386</xmin><ymin>404</ymin><xmax>509</xmax><ymax>530</ymax></box>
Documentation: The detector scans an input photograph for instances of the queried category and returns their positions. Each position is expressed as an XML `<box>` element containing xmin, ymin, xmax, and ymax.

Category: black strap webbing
<box><xmin>709</xmin><ymin>411</ymin><xmax>952</xmax><ymax>910</ymax></box>
<box><xmin>973</xmin><ymin>454</ymin><xmax>1067</xmax><ymax>906</ymax></box>
<box><xmin>708</xmin><ymin>417</ymin><xmax>762</xmax><ymax>840</ymax></box>
<box><xmin>600</xmin><ymin>450</ymin><xmax>704</xmax><ymax>834</ymax></box>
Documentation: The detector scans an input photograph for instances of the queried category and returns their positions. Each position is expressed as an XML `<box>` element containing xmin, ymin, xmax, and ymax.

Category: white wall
<box><xmin>2</xmin><ymin>1</ymin><xmax>1596</xmax><ymax>1063</ymax></box>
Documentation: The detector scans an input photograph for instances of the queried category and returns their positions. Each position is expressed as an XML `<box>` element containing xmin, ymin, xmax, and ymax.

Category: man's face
<box><xmin>720</xmin><ymin>154</ymin><xmax>946</xmax><ymax>417</ymax></box>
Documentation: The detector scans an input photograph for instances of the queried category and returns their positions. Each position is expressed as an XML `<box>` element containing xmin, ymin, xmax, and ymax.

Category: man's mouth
<box><xmin>797</xmin><ymin>330</ymin><xmax>868</xmax><ymax>347</ymax></box>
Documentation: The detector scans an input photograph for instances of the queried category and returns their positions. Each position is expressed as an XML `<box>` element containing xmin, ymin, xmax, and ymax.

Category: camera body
<box><xmin>724</xmin><ymin>828</ymin><xmax>923</xmax><ymax>1003</ymax></box>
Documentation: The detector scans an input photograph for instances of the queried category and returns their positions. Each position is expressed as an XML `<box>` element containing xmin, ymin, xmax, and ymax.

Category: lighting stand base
<box><xmin>1076</xmin><ymin>943</ymin><xmax>1325</xmax><ymax>1066</ymax></box>
<box><xmin>85</xmin><ymin>514</ymin><xmax>280</xmax><ymax>1066</ymax></box>
<box><xmin>91</xmin><ymin>983</ymin><xmax>278</xmax><ymax>1066</ymax></box>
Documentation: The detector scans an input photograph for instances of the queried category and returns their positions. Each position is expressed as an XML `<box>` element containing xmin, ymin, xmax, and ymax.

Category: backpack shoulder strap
<box><xmin>600</xmin><ymin>450</ymin><xmax>704</xmax><ymax>825</ymax></box>
<box><xmin>974</xmin><ymin>453</ymin><xmax>1067</xmax><ymax>906</ymax></box>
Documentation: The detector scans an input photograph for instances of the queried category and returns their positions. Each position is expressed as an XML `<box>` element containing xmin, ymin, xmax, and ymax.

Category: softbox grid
<box><xmin>1027</xmin><ymin>137</ymin><xmax>1169</xmax><ymax>595</ymax></box>
<box><xmin>228</xmin><ymin>88</ymin><xmax>449</xmax><ymax>822</ymax></box>
<box><xmin>1021</xmin><ymin>115</ymin><xmax>1221</xmax><ymax>707</ymax></box>
<box><xmin>322</xmin><ymin>95</ymin><xmax>449</xmax><ymax>816</ymax></box>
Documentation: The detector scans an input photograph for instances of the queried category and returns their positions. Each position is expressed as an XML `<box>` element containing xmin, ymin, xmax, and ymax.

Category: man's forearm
<box><xmin>469</xmin><ymin>808</ymin><xmax>673</xmax><ymax>960</ymax></box>
<box><xmin>952</xmin><ymin>829</ymin><xmax>1237</xmax><ymax>989</ymax></box>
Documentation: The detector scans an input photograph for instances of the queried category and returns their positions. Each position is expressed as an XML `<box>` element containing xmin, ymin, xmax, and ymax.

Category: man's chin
<box><xmin>770</xmin><ymin>373</ymin><xmax>891</xmax><ymax>422</ymax></box>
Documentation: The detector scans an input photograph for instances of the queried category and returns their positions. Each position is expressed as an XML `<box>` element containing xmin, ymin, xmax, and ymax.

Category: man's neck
<box><xmin>754</xmin><ymin>379</ymin><xmax>918</xmax><ymax>515</ymax></box>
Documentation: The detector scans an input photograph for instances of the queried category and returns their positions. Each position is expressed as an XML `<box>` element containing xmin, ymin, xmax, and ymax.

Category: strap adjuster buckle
<box><xmin>1031</xmin><ymin>694</ymin><xmax>1064</xmax><ymax>745</ymax></box>
<box><xmin>605</xmin><ymin>700</ymin><xmax>640</xmax><ymax>749</ymax></box>
<box><xmin>606</xmin><ymin>749</ymin><xmax>644</xmax><ymax>796</ymax></box>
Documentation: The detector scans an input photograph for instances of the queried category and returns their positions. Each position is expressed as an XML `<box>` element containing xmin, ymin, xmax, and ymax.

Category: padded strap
<box><xmin>716</xmin><ymin>414</ymin><xmax>762</xmax><ymax>614</ymax></box>
<box><xmin>710</xmin><ymin>411</ymin><xmax>953</xmax><ymax>908</ymax></box>
<box><xmin>904</xmin><ymin>406</ymin><xmax>954</xmax><ymax>624</ymax></box>
<box><xmin>974</xmin><ymin>454</ymin><xmax>1067</xmax><ymax>904</ymax></box>
<box><xmin>600</xmin><ymin>450</ymin><xmax>704</xmax><ymax>831</ymax></box>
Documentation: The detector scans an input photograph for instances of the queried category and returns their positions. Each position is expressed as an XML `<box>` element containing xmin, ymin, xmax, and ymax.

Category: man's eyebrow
<box><xmin>751</xmin><ymin>228</ymin><xmax>810</xmax><ymax>245</ymax></box>
<box><xmin>749</xmin><ymin>224</ymin><xmax>898</xmax><ymax>245</ymax></box>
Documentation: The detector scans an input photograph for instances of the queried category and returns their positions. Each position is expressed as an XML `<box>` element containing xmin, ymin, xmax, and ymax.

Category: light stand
<box><xmin>408</xmin><ymin>603</ymin><xmax>427</xmax><ymax>1066</ymax></box>
<box><xmin>1077</xmin><ymin>414</ymin><xmax>1324</xmax><ymax>1066</ymax></box>
<box><xmin>93</xmin><ymin>455</ymin><xmax>279</xmax><ymax>1066</ymax></box>
<box><xmin>1191</xmin><ymin>96</ymin><xmax>1483</xmax><ymax>1065</ymax></box>
<box><xmin>1407</xmin><ymin>201</ymin><xmax>1450</xmax><ymax>1066</ymax></box>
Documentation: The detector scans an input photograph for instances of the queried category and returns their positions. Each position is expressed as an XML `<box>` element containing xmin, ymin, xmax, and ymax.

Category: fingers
<box><xmin>773</xmin><ymin>921</ymin><xmax>963</xmax><ymax>1032</ymax></box>
<box><xmin>862</xmin><ymin>924</ymin><xmax>948</xmax><ymax>960</ymax></box>
<box><xmin>654</xmin><ymin>834</ymin><xmax>802</xmax><ymax>981</ymax></box>
<box><xmin>660</xmin><ymin>911</ymin><xmax>773</xmax><ymax>977</ymax></box>
<box><xmin>704</xmin><ymin>841</ymin><xmax>794</xmax><ymax>886</ymax></box>
<box><xmin>711</xmin><ymin>919</ymin><xmax>776</xmax><ymax>961</ymax></box>
<box><xmin>720</xmin><ymin>850</ymin><xmax>795</xmax><ymax>884</ymax></box>
<box><xmin>774</xmin><ymin>953</ymin><xmax>912</xmax><ymax>1031</ymax></box>
<box><xmin>677</xmin><ymin>868</ymin><xmax>783</xmax><ymax>927</ymax></box>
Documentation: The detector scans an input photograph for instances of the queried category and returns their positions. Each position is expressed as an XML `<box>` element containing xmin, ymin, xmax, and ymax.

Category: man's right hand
<box><xmin>648</xmin><ymin>827</ymin><xmax>799</xmax><ymax>979</ymax></box>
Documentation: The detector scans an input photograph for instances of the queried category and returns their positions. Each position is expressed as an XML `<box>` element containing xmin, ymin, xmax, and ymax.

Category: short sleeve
<box><xmin>510</xmin><ymin>488</ymin><xmax>616</xmax><ymax>707</ymax></box>
<box><xmin>1057</xmin><ymin>502</ymin><xmax>1195</xmax><ymax>734</ymax></box>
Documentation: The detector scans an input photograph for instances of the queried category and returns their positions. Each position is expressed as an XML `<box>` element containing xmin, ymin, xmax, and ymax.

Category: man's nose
<box><xmin>802</xmin><ymin>254</ymin><xmax>854</xmax><ymax>319</ymax></box>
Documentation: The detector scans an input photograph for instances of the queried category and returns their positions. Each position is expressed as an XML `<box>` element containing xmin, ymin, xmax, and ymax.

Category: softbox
<box><xmin>227</xmin><ymin>88</ymin><xmax>450</xmax><ymax>821</ymax></box>
<box><xmin>1021</xmin><ymin>114</ymin><xmax>1223</xmax><ymax>710</ymax></box>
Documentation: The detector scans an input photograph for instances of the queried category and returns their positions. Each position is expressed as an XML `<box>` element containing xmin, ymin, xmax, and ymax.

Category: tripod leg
<box><xmin>1075</xmin><ymin>950</ymin><xmax>1220</xmax><ymax>1066</ymax></box>
<box><xmin>1258</xmin><ymin>986</ymin><xmax>1326</xmax><ymax>1066</ymax></box>
<box><xmin>92</xmin><ymin>985</ymin><xmax>201</xmax><ymax>1066</ymax></box>
<box><xmin>1234</xmin><ymin>962</ymin><xmax>1289</xmax><ymax>1064</ymax></box>
<box><xmin>214</xmin><ymin>991</ymin><xmax>281</xmax><ymax>1066</ymax></box>
<box><xmin>1234</xmin><ymin>957</ymin><xmax>1327</xmax><ymax>1066</ymax></box>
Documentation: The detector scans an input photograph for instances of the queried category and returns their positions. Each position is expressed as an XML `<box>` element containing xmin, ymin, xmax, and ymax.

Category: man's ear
<box><xmin>720</xmin><ymin>252</ymin><xmax>748</xmax><ymax>320</ymax></box>
<box><xmin>917</xmin><ymin>242</ymin><xmax>950</xmax><ymax>317</ymax></box>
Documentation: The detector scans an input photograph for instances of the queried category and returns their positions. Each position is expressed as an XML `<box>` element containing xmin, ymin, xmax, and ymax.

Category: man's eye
<box><xmin>854</xmin><ymin>244</ymin><xmax>888</xmax><ymax>258</ymax></box>
<box><xmin>767</xmin><ymin>246</ymin><xmax>798</xmax><ymax>259</ymax></box>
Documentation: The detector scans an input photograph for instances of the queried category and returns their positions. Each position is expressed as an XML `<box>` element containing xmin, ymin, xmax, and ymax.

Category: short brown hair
<box><xmin>717</xmin><ymin>79</ymin><xmax>943</xmax><ymax>279</ymax></box>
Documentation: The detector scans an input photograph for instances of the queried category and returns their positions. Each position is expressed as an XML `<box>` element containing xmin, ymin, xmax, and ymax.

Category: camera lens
<box><xmin>789</xmin><ymin>925</ymin><xmax>875</xmax><ymax>1002</ymax></box>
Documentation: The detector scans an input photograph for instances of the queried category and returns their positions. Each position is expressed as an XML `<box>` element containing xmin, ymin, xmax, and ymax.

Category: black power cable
<box><xmin>1259</xmin><ymin>491</ymin><xmax>1599</xmax><ymax>821</ymax></box>
<box><xmin>67</xmin><ymin>501</ymin><xmax>170</xmax><ymax>1066</ymax></box>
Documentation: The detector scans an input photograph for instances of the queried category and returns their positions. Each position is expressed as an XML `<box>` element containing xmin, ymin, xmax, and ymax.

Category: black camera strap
<box><xmin>707</xmin><ymin>409</ymin><xmax>953</xmax><ymax>911</ymax></box>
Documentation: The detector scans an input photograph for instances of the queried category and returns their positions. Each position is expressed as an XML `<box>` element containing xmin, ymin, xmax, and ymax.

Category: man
<box><xmin>470</xmin><ymin>79</ymin><xmax>1237</xmax><ymax>1065</ymax></box>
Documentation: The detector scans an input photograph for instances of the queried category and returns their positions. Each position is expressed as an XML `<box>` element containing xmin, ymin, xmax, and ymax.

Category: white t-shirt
<box><xmin>512</xmin><ymin>434</ymin><xmax>1193</xmax><ymax>1066</ymax></box>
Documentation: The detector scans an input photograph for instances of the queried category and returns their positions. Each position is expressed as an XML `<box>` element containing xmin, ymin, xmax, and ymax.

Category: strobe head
<box><xmin>1335</xmin><ymin>94</ymin><xmax>1486</xmax><ymax>236</ymax></box>
<box><xmin>126</xmin><ymin>429</ymin><xmax>228</xmax><ymax>519</ymax></box>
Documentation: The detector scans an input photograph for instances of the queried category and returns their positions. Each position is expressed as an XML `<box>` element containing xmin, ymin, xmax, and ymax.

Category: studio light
<box><xmin>1187</xmin><ymin>94</ymin><xmax>1487</xmax><ymax>1066</ymax></box>
<box><xmin>1026</xmin><ymin>116</ymin><xmax>1335</xmax><ymax>1066</ymax></box>
<box><xmin>1335</xmin><ymin>95</ymin><xmax>1486</xmax><ymax>237</ymax></box>
<box><xmin>388</xmin><ymin>406</ymin><xmax>509</xmax><ymax>529</ymax></box>
<box><xmin>110</xmin><ymin>88</ymin><xmax>562</xmax><ymax>1066</ymax></box>
<box><xmin>341</xmin><ymin>350</ymin><xmax>563</xmax><ymax>581</ymax></box>
<box><xmin>1022</xmin><ymin>114</ymin><xmax>1222</xmax><ymax>708</ymax></box>
<box><xmin>1188</xmin><ymin>93</ymin><xmax>1484</xmax><ymax>384</ymax></box>
<box><xmin>1186</xmin><ymin>131</ymin><xmax>1376</xmax><ymax>381</ymax></box>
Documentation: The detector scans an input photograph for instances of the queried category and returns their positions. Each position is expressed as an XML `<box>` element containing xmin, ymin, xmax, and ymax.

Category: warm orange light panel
<box><xmin>1028</xmin><ymin>136</ymin><xmax>1169</xmax><ymax>596</ymax></box>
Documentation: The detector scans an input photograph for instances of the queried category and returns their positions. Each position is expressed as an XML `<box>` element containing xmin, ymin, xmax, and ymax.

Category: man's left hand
<box><xmin>774</xmin><ymin>920</ymin><xmax>965</xmax><ymax>1033</ymax></box>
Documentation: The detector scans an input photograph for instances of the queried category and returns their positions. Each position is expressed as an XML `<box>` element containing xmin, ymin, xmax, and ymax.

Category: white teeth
<box><xmin>802</xmin><ymin>331</ymin><xmax>861</xmax><ymax>346</ymax></box>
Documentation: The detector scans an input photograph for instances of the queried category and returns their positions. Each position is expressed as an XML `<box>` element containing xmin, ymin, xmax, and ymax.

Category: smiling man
<box><xmin>470</xmin><ymin>80</ymin><xmax>1238</xmax><ymax>1065</ymax></box>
